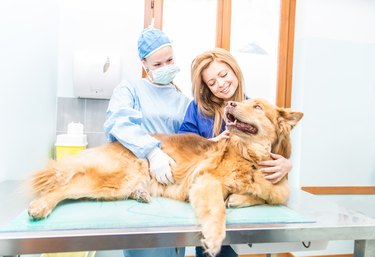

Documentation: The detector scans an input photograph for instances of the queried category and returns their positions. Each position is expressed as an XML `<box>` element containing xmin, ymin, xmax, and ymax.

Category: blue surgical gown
<box><xmin>104</xmin><ymin>79</ymin><xmax>191</xmax><ymax>158</ymax></box>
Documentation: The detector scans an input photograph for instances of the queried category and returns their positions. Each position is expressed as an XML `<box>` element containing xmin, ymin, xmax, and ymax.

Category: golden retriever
<box><xmin>27</xmin><ymin>98</ymin><xmax>303</xmax><ymax>256</ymax></box>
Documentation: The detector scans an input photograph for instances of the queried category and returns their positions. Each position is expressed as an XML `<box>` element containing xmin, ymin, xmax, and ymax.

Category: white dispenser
<box><xmin>73</xmin><ymin>50</ymin><xmax>122</xmax><ymax>99</ymax></box>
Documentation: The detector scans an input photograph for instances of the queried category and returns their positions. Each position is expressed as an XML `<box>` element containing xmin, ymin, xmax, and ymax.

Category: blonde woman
<box><xmin>180</xmin><ymin>48</ymin><xmax>292</xmax><ymax>189</ymax></box>
<box><xmin>179</xmin><ymin>47</ymin><xmax>292</xmax><ymax>257</ymax></box>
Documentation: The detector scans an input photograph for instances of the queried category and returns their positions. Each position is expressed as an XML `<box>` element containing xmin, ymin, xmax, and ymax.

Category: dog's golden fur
<box><xmin>28</xmin><ymin>98</ymin><xmax>303</xmax><ymax>256</ymax></box>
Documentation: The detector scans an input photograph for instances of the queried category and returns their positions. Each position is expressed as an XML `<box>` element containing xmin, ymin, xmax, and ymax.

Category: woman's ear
<box><xmin>141</xmin><ymin>60</ymin><xmax>148</xmax><ymax>70</ymax></box>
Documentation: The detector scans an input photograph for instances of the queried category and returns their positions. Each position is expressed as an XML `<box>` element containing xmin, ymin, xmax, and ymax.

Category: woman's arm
<box><xmin>178</xmin><ymin>100</ymin><xmax>201</xmax><ymax>135</ymax></box>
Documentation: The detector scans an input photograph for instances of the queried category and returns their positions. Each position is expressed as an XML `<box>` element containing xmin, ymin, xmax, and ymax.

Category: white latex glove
<box><xmin>146</xmin><ymin>147</ymin><xmax>176</xmax><ymax>184</ymax></box>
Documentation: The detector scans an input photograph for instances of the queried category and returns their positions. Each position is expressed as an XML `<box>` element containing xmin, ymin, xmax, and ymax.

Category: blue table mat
<box><xmin>2</xmin><ymin>197</ymin><xmax>314</xmax><ymax>231</ymax></box>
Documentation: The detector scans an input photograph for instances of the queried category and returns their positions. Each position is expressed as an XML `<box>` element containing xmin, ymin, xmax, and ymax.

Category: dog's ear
<box><xmin>271</xmin><ymin>109</ymin><xmax>303</xmax><ymax>159</ymax></box>
<box><xmin>278</xmin><ymin>109</ymin><xmax>303</xmax><ymax>129</ymax></box>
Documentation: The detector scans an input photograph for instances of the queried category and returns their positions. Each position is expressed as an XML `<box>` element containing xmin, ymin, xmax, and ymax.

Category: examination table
<box><xmin>0</xmin><ymin>180</ymin><xmax>374</xmax><ymax>257</ymax></box>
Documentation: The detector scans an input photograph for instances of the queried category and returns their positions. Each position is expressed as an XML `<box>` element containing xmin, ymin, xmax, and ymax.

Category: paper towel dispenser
<box><xmin>73</xmin><ymin>50</ymin><xmax>122</xmax><ymax>99</ymax></box>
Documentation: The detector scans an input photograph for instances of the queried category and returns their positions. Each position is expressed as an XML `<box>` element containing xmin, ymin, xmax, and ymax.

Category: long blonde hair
<box><xmin>191</xmin><ymin>48</ymin><xmax>245</xmax><ymax>136</ymax></box>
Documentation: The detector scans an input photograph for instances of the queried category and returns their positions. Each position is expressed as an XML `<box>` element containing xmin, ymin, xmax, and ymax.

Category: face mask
<box><xmin>148</xmin><ymin>64</ymin><xmax>180</xmax><ymax>85</ymax></box>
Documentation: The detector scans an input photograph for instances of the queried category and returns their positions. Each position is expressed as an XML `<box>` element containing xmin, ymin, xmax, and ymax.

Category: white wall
<box><xmin>0</xmin><ymin>0</ymin><xmax>59</xmax><ymax>181</ymax></box>
<box><xmin>57</xmin><ymin>0</ymin><xmax>219</xmax><ymax>99</ymax></box>
<box><xmin>56</xmin><ymin>0</ymin><xmax>144</xmax><ymax>98</ymax></box>
<box><xmin>292</xmin><ymin>0</ymin><xmax>375</xmax><ymax>212</ymax></box>
<box><xmin>291</xmin><ymin>0</ymin><xmax>375</xmax><ymax>255</ymax></box>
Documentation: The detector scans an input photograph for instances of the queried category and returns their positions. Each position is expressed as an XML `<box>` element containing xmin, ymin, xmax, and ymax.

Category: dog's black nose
<box><xmin>229</xmin><ymin>101</ymin><xmax>237</xmax><ymax>107</ymax></box>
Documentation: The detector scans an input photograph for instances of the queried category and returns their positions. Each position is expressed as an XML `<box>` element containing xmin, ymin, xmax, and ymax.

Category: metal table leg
<box><xmin>354</xmin><ymin>239</ymin><xmax>375</xmax><ymax>257</ymax></box>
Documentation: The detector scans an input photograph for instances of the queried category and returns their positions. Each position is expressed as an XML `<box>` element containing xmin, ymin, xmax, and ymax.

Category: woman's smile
<box><xmin>202</xmin><ymin>60</ymin><xmax>239</xmax><ymax>100</ymax></box>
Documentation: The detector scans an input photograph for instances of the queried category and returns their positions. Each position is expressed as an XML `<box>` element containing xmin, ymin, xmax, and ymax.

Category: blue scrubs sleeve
<box><xmin>104</xmin><ymin>82</ymin><xmax>159</xmax><ymax>159</ymax></box>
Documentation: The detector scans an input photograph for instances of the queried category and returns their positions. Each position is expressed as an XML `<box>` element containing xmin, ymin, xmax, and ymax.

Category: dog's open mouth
<box><xmin>226</xmin><ymin>113</ymin><xmax>258</xmax><ymax>134</ymax></box>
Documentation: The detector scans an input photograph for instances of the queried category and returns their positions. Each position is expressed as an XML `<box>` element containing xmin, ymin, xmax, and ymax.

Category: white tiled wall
<box><xmin>56</xmin><ymin>97</ymin><xmax>109</xmax><ymax>149</ymax></box>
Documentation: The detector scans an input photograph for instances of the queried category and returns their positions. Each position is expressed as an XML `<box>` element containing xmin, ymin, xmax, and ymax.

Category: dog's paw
<box><xmin>201</xmin><ymin>235</ymin><xmax>223</xmax><ymax>257</ymax></box>
<box><xmin>28</xmin><ymin>199</ymin><xmax>52</xmax><ymax>220</ymax></box>
<box><xmin>131</xmin><ymin>189</ymin><xmax>151</xmax><ymax>203</ymax></box>
<box><xmin>200</xmin><ymin>224</ymin><xmax>226</xmax><ymax>257</ymax></box>
<box><xmin>226</xmin><ymin>194</ymin><xmax>265</xmax><ymax>208</ymax></box>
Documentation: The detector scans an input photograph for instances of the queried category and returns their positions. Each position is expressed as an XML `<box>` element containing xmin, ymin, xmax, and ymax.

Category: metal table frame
<box><xmin>1</xmin><ymin>181</ymin><xmax>375</xmax><ymax>257</ymax></box>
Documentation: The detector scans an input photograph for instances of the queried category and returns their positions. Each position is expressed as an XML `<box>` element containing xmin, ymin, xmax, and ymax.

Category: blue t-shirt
<box><xmin>178</xmin><ymin>101</ymin><xmax>225</xmax><ymax>139</ymax></box>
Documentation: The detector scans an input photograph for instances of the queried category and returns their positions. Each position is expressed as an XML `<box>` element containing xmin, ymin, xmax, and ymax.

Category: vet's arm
<box><xmin>104</xmin><ymin>81</ymin><xmax>160</xmax><ymax>158</ymax></box>
<box><xmin>259</xmin><ymin>153</ymin><xmax>292</xmax><ymax>184</ymax></box>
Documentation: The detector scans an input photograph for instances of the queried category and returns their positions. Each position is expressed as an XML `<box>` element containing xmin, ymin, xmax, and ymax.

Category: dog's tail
<box><xmin>30</xmin><ymin>160</ymin><xmax>83</xmax><ymax>194</ymax></box>
<box><xmin>30</xmin><ymin>160</ymin><xmax>71</xmax><ymax>195</ymax></box>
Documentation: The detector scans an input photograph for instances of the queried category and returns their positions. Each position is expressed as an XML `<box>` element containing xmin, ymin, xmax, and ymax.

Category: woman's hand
<box><xmin>209</xmin><ymin>130</ymin><xmax>230</xmax><ymax>142</ymax></box>
<box><xmin>258</xmin><ymin>153</ymin><xmax>292</xmax><ymax>184</ymax></box>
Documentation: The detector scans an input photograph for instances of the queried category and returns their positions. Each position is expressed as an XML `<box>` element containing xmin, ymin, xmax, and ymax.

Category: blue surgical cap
<box><xmin>137</xmin><ymin>27</ymin><xmax>172</xmax><ymax>60</ymax></box>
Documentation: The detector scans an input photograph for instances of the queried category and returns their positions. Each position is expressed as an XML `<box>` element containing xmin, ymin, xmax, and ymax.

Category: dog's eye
<box><xmin>254</xmin><ymin>105</ymin><xmax>263</xmax><ymax>110</ymax></box>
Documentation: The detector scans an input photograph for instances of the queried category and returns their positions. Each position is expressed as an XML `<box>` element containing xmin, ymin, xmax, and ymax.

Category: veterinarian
<box><xmin>178</xmin><ymin>48</ymin><xmax>293</xmax><ymax>257</ymax></box>
<box><xmin>104</xmin><ymin>27</ymin><xmax>190</xmax><ymax>257</ymax></box>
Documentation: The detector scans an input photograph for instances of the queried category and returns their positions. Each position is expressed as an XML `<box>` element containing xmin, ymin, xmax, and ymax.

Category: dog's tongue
<box><xmin>236</xmin><ymin>121</ymin><xmax>258</xmax><ymax>134</ymax></box>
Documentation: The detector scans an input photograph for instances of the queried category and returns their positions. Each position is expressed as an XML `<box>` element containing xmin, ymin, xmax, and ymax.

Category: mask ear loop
<box><xmin>142</xmin><ymin>63</ymin><xmax>154</xmax><ymax>83</ymax></box>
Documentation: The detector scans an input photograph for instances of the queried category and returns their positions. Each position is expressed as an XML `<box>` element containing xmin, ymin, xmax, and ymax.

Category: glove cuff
<box><xmin>146</xmin><ymin>147</ymin><xmax>162</xmax><ymax>160</ymax></box>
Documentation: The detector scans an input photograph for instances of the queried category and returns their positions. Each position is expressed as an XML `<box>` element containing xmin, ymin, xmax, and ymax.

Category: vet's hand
<box><xmin>209</xmin><ymin>130</ymin><xmax>230</xmax><ymax>142</ymax></box>
<box><xmin>258</xmin><ymin>153</ymin><xmax>292</xmax><ymax>184</ymax></box>
<box><xmin>146</xmin><ymin>147</ymin><xmax>176</xmax><ymax>185</ymax></box>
